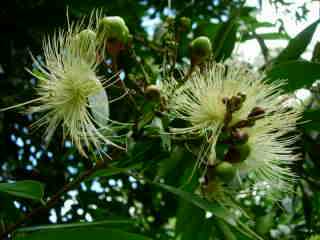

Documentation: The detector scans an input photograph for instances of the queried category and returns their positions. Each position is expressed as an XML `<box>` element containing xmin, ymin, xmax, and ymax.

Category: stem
<box><xmin>111</xmin><ymin>54</ymin><xmax>141</xmax><ymax>114</ymax></box>
<box><xmin>0</xmin><ymin>163</ymin><xmax>103</xmax><ymax>239</ymax></box>
<box><xmin>252</xmin><ymin>31</ymin><xmax>269</xmax><ymax>63</ymax></box>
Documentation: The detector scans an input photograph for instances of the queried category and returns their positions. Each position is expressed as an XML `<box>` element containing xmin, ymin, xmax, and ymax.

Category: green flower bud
<box><xmin>190</xmin><ymin>36</ymin><xmax>212</xmax><ymax>65</ymax></box>
<box><xmin>145</xmin><ymin>85</ymin><xmax>161</xmax><ymax>101</ymax></box>
<box><xmin>214</xmin><ymin>162</ymin><xmax>236</xmax><ymax>182</ymax></box>
<box><xmin>178</xmin><ymin>17</ymin><xmax>191</xmax><ymax>32</ymax></box>
<box><xmin>77</xmin><ymin>29</ymin><xmax>97</xmax><ymax>44</ymax></box>
<box><xmin>72</xmin><ymin>29</ymin><xmax>97</xmax><ymax>63</ymax></box>
<box><xmin>97</xmin><ymin>16</ymin><xmax>130</xmax><ymax>45</ymax></box>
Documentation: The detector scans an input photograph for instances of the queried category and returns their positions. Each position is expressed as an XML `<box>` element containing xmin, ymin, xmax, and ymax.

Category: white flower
<box><xmin>2</xmin><ymin>12</ymin><xmax>120</xmax><ymax>157</ymax></box>
<box><xmin>167</xmin><ymin>62</ymin><xmax>301</xmax><ymax>192</ymax></box>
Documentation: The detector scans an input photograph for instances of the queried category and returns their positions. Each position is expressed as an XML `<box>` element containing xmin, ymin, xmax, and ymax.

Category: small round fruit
<box><xmin>214</xmin><ymin>162</ymin><xmax>236</xmax><ymax>182</ymax></box>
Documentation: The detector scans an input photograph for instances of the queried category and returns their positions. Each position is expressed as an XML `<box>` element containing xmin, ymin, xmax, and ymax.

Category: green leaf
<box><xmin>155</xmin><ymin>182</ymin><xmax>262</xmax><ymax>240</ymax></box>
<box><xmin>13</xmin><ymin>220</ymin><xmax>151</xmax><ymax>240</ymax></box>
<box><xmin>251</xmin><ymin>21</ymin><xmax>274</xmax><ymax>29</ymax></box>
<box><xmin>157</xmin><ymin>146</ymin><xmax>184</xmax><ymax>179</ymax></box>
<box><xmin>212</xmin><ymin>20</ymin><xmax>238</xmax><ymax>61</ymax></box>
<box><xmin>0</xmin><ymin>180</ymin><xmax>44</xmax><ymax>201</ymax></box>
<box><xmin>255</xmin><ymin>212</ymin><xmax>275</xmax><ymax>236</ymax></box>
<box><xmin>266</xmin><ymin>61</ymin><xmax>320</xmax><ymax>91</ymax></box>
<box><xmin>156</xmin><ymin>182</ymin><xmax>233</xmax><ymax>222</ymax></box>
<box><xmin>175</xmin><ymin>202</ymin><xmax>213</xmax><ymax>240</ymax></box>
<box><xmin>243</xmin><ymin>32</ymin><xmax>290</xmax><ymax>41</ymax></box>
<box><xmin>217</xmin><ymin>219</ymin><xmax>238</xmax><ymax>240</ymax></box>
<box><xmin>274</xmin><ymin>19</ymin><xmax>320</xmax><ymax>63</ymax></box>
<box><xmin>196</xmin><ymin>20</ymin><xmax>238</xmax><ymax>61</ymax></box>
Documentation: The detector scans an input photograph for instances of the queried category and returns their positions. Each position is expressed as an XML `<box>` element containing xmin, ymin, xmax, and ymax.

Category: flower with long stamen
<box><xmin>2</xmin><ymin>13</ymin><xmax>121</xmax><ymax>157</ymax></box>
<box><xmin>166</xmin><ymin>62</ymin><xmax>301</xmax><ymax>192</ymax></box>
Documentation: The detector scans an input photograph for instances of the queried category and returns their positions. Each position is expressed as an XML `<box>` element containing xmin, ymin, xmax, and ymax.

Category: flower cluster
<box><xmin>165</xmin><ymin>62</ymin><xmax>301</xmax><ymax>196</ymax></box>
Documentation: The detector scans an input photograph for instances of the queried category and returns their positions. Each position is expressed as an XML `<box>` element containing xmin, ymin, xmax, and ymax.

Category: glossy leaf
<box><xmin>13</xmin><ymin>220</ymin><xmax>151</xmax><ymax>240</ymax></box>
<box><xmin>212</xmin><ymin>20</ymin><xmax>238</xmax><ymax>61</ymax></box>
<box><xmin>274</xmin><ymin>19</ymin><xmax>320</xmax><ymax>63</ymax></box>
<box><xmin>0</xmin><ymin>180</ymin><xmax>44</xmax><ymax>202</ymax></box>
<box><xmin>155</xmin><ymin>182</ymin><xmax>262</xmax><ymax>240</ymax></box>
<box><xmin>266</xmin><ymin>61</ymin><xmax>320</xmax><ymax>91</ymax></box>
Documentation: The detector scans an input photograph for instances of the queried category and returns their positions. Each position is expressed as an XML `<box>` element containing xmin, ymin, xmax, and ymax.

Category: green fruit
<box><xmin>97</xmin><ymin>16</ymin><xmax>130</xmax><ymax>44</ymax></box>
<box><xmin>190</xmin><ymin>36</ymin><xmax>212</xmax><ymax>64</ymax></box>
<box><xmin>214</xmin><ymin>162</ymin><xmax>236</xmax><ymax>182</ymax></box>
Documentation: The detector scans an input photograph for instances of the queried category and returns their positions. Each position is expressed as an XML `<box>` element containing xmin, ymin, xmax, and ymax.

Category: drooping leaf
<box><xmin>266</xmin><ymin>61</ymin><xmax>320</xmax><ymax>91</ymax></box>
<box><xmin>212</xmin><ymin>19</ymin><xmax>238</xmax><ymax>61</ymax></box>
<box><xmin>155</xmin><ymin>182</ymin><xmax>262</xmax><ymax>240</ymax></box>
<box><xmin>0</xmin><ymin>180</ymin><xmax>44</xmax><ymax>202</ymax></box>
<box><xmin>88</xmin><ymin>164</ymin><xmax>142</xmax><ymax>180</ymax></box>
<box><xmin>175</xmin><ymin>202</ymin><xmax>213</xmax><ymax>240</ymax></box>
<box><xmin>243</xmin><ymin>32</ymin><xmax>290</xmax><ymax>41</ymax></box>
<box><xmin>255</xmin><ymin>212</ymin><xmax>275</xmax><ymax>236</ymax></box>
<box><xmin>216</xmin><ymin>219</ymin><xmax>238</xmax><ymax>240</ymax></box>
<box><xmin>157</xmin><ymin>146</ymin><xmax>185</xmax><ymax>179</ymax></box>
<box><xmin>274</xmin><ymin>19</ymin><xmax>320</xmax><ymax>63</ymax></box>
<box><xmin>13</xmin><ymin>220</ymin><xmax>151</xmax><ymax>240</ymax></box>
<box><xmin>155</xmin><ymin>182</ymin><xmax>232</xmax><ymax>221</ymax></box>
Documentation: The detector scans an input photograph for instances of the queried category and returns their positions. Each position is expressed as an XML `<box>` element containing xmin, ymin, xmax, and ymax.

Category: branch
<box><xmin>252</xmin><ymin>31</ymin><xmax>269</xmax><ymax>63</ymax></box>
<box><xmin>0</xmin><ymin>163</ymin><xmax>104</xmax><ymax>239</ymax></box>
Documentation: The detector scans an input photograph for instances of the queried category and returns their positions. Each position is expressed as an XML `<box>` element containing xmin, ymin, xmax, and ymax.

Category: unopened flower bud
<box><xmin>229</xmin><ymin>95</ymin><xmax>243</xmax><ymax>112</ymax></box>
<box><xmin>178</xmin><ymin>17</ymin><xmax>191</xmax><ymax>32</ymax></box>
<box><xmin>214</xmin><ymin>162</ymin><xmax>236</xmax><ymax>182</ymax></box>
<box><xmin>77</xmin><ymin>29</ymin><xmax>96</xmax><ymax>43</ymax></box>
<box><xmin>190</xmin><ymin>36</ymin><xmax>212</xmax><ymax>66</ymax></box>
<box><xmin>97</xmin><ymin>16</ymin><xmax>130</xmax><ymax>55</ymax></box>
<box><xmin>145</xmin><ymin>85</ymin><xmax>161</xmax><ymax>101</ymax></box>
<box><xmin>237</xmin><ymin>92</ymin><xmax>246</xmax><ymax>102</ymax></box>
<box><xmin>72</xmin><ymin>29</ymin><xmax>97</xmax><ymax>63</ymax></box>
